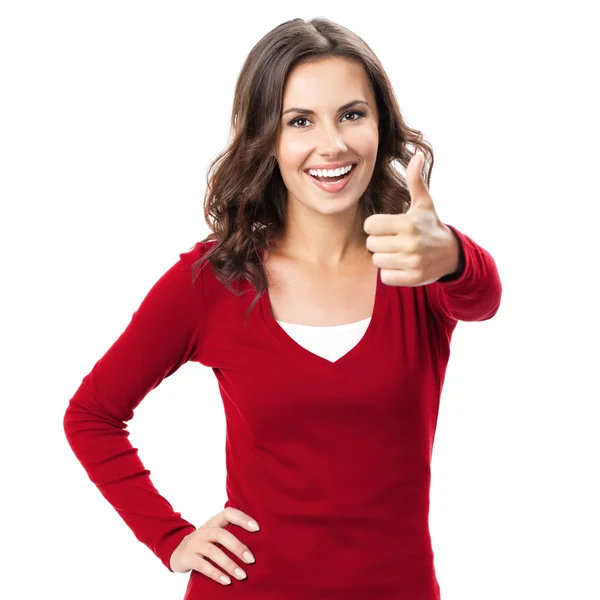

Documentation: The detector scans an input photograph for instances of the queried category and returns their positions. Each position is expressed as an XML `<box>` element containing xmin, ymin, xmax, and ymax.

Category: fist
<box><xmin>364</xmin><ymin>152</ymin><xmax>459</xmax><ymax>287</ymax></box>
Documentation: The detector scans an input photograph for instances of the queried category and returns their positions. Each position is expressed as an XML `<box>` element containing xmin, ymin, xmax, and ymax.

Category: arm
<box><xmin>427</xmin><ymin>224</ymin><xmax>502</xmax><ymax>323</ymax></box>
<box><xmin>63</xmin><ymin>243</ymin><xmax>204</xmax><ymax>571</ymax></box>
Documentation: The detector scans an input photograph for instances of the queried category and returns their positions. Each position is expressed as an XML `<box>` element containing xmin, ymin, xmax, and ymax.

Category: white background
<box><xmin>1</xmin><ymin>1</ymin><xmax>598</xmax><ymax>598</ymax></box>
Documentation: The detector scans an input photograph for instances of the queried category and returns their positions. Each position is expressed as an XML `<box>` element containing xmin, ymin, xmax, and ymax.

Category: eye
<box><xmin>287</xmin><ymin>110</ymin><xmax>366</xmax><ymax>129</ymax></box>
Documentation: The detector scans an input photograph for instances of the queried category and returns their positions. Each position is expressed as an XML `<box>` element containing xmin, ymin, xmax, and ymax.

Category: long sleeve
<box><xmin>63</xmin><ymin>244</ymin><xmax>205</xmax><ymax>571</ymax></box>
<box><xmin>426</xmin><ymin>224</ymin><xmax>502</xmax><ymax>323</ymax></box>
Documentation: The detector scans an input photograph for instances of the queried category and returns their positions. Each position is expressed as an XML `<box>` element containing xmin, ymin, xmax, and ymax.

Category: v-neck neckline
<box><xmin>259</xmin><ymin>249</ymin><xmax>383</xmax><ymax>370</ymax></box>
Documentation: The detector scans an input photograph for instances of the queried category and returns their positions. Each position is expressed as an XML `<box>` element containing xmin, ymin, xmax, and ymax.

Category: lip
<box><xmin>305</xmin><ymin>162</ymin><xmax>357</xmax><ymax>194</ymax></box>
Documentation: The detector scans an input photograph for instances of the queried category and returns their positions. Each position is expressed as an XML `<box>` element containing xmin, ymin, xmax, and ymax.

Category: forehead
<box><xmin>282</xmin><ymin>57</ymin><xmax>372</xmax><ymax>105</ymax></box>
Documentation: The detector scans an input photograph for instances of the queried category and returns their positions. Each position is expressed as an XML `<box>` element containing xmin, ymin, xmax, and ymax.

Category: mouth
<box><xmin>304</xmin><ymin>162</ymin><xmax>358</xmax><ymax>194</ymax></box>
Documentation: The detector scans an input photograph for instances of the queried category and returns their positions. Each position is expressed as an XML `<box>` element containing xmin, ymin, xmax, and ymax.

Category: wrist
<box><xmin>438</xmin><ymin>225</ymin><xmax>465</xmax><ymax>281</ymax></box>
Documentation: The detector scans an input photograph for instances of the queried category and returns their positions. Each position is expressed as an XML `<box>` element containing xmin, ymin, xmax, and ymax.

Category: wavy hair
<box><xmin>191</xmin><ymin>17</ymin><xmax>434</xmax><ymax>325</ymax></box>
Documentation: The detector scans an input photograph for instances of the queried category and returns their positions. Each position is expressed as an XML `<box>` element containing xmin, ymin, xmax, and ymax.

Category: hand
<box><xmin>169</xmin><ymin>507</ymin><xmax>260</xmax><ymax>586</ymax></box>
<box><xmin>364</xmin><ymin>152</ymin><xmax>459</xmax><ymax>287</ymax></box>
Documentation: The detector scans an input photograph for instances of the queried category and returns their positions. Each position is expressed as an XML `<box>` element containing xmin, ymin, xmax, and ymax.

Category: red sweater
<box><xmin>63</xmin><ymin>224</ymin><xmax>501</xmax><ymax>599</ymax></box>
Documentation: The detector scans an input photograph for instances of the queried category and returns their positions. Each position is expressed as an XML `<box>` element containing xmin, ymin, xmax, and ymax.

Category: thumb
<box><xmin>406</xmin><ymin>152</ymin><xmax>434</xmax><ymax>212</ymax></box>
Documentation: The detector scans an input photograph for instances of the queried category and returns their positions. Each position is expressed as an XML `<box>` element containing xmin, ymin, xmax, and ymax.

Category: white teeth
<box><xmin>307</xmin><ymin>164</ymin><xmax>354</xmax><ymax>178</ymax></box>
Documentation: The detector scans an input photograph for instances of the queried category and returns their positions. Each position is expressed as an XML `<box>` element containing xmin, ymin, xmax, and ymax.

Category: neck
<box><xmin>269</xmin><ymin>205</ymin><xmax>370</xmax><ymax>269</ymax></box>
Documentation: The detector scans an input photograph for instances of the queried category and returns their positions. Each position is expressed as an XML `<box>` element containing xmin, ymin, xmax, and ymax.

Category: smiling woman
<box><xmin>63</xmin><ymin>14</ymin><xmax>501</xmax><ymax>600</ymax></box>
<box><xmin>193</xmin><ymin>18</ymin><xmax>435</xmax><ymax>325</ymax></box>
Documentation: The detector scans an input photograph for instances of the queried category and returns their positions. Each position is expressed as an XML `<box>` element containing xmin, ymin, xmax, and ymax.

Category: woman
<box><xmin>64</xmin><ymin>17</ymin><xmax>501</xmax><ymax>599</ymax></box>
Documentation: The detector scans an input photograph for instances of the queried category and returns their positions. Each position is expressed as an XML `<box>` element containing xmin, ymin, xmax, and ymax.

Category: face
<box><xmin>273</xmin><ymin>56</ymin><xmax>379</xmax><ymax>216</ymax></box>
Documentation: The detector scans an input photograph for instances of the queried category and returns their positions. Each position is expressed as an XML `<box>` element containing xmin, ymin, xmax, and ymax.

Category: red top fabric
<box><xmin>63</xmin><ymin>224</ymin><xmax>502</xmax><ymax>599</ymax></box>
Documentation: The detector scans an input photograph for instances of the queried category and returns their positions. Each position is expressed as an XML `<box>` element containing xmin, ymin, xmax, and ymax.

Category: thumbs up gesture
<box><xmin>364</xmin><ymin>152</ymin><xmax>460</xmax><ymax>287</ymax></box>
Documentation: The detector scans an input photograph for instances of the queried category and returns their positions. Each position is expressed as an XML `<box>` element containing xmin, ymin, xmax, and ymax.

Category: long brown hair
<box><xmin>191</xmin><ymin>17</ymin><xmax>434</xmax><ymax>325</ymax></box>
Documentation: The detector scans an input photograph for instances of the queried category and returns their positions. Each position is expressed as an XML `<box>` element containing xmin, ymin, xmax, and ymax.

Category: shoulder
<box><xmin>143</xmin><ymin>241</ymin><xmax>216</xmax><ymax>307</ymax></box>
<box><xmin>177</xmin><ymin>240</ymin><xmax>218</xmax><ymax>275</ymax></box>
<box><xmin>179</xmin><ymin>239</ymin><xmax>216</xmax><ymax>263</ymax></box>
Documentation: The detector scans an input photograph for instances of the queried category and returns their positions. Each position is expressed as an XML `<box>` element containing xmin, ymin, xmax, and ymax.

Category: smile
<box><xmin>304</xmin><ymin>163</ymin><xmax>358</xmax><ymax>194</ymax></box>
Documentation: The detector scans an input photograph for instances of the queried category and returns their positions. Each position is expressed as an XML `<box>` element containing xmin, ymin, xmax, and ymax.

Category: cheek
<box><xmin>276</xmin><ymin>134</ymin><xmax>309</xmax><ymax>159</ymax></box>
<box><xmin>350</xmin><ymin>127</ymin><xmax>378</xmax><ymax>159</ymax></box>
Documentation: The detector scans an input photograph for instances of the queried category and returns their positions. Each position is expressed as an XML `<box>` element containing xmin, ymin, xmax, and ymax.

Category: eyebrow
<box><xmin>281</xmin><ymin>99</ymin><xmax>369</xmax><ymax>117</ymax></box>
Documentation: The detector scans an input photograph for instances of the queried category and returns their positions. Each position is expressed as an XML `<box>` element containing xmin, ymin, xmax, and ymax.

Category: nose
<box><xmin>317</xmin><ymin>122</ymin><xmax>349</xmax><ymax>156</ymax></box>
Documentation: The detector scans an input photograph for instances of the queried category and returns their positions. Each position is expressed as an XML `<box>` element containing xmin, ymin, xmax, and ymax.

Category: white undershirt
<box><xmin>275</xmin><ymin>317</ymin><xmax>371</xmax><ymax>363</ymax></box>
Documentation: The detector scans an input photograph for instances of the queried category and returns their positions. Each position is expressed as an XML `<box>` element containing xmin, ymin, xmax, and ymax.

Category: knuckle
<box><xmin>411</xmin><ymin>255</ymin><xmax>423</xmax><ymax>269</ymax></box>
<box><xmin>407</xmin><ymin>216</ymin><xmax>419</xmax><ymax>232</ymax></box>
<box><xmin>411</xmin><ymin>271</ymin><xmax>422</xmax><ymax>285</ymax></box>
<box><xmin>196</xmin><ymin>548</ymin><xmax>230</xmax><ymax>583</ymax></box>
<box><xmin>404</xmin><ymin>237</ymin><xmax>418</xmax><ymax>253</ymax></box>
<box><xmin>216</xmin><ymin>528</ymin><xmax>229</xmax><ymax>543</ymax></box>
<box><xmin>194</xmin><ymin>555</ymin><xmax>213</xmax><ymax>577</ymax></box>
<box><xmin>380</xmin><ymin>269</ymin><xmax>394</xmax><ymax>285</ymax></box>
<box><xmin>195</xmin><ymin>555</ymin><xmax>209</xmax><ymax>571</ymax></box>
<box><xmin>208</xmin><ymin>564</ymin><xmax>220</xmax><ymax>577</ymax></box>
<box><xmin>203</xmin><ymin>540</ymin><xmax>217</xmax><ymax>557</ymax></box>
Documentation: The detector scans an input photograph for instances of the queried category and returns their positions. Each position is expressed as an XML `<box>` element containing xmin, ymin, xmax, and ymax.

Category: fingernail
<box><xmin>248</xmin><ymin>520</ymin><xmax>260</xmax><ymax>531</ymax></box>
<box><xmin>243</xmin><ymin>551</ymin><xmax>255</xmax><ymax>563</ymax></box>
<box><xmin>220</xmin><ymin>575</ymin><xmax>231</xmax><ymax>585</ymax></box>
<box><xmin>234</xmin><ymin>567</ymin><xmax>247</xmax><ymax>580</ymax></box>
